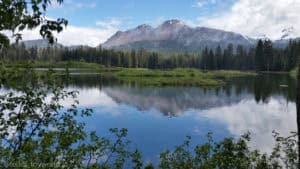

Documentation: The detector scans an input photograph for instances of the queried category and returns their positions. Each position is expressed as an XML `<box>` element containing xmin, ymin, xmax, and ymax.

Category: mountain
<box><xmin>19</xmin><ymin>39</ymin><xmax>63</xmax><ymax>49</ymax></box>
<box><xmin>20</xmin><ymin>39</ymin><xmax>93</xmax><ymax>49</ymax></box>
<box><xmin>273</xmin><ymin>37</ymin><xmax>300</xmax><ymax>48</ymax></box>
<box><xmin>101</xmin><ymin>19</ymin><xmax>257</xmax><ymax>51</ymax></box>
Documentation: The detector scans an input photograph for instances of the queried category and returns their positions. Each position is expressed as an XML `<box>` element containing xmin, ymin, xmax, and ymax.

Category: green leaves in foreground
<box><xmin>0</xmin><ymin>66</ymin><xmax>298</xmax><ymax>169</ymax></box>
<box><xmin>159</xmin><ymin>132</ymin><xmax>299</xmax><ymax>169</ymax></box>
<box><xmin>0</xmin><ymin>66</ymin><xmax>138</xmax><ymax>168</ymax></box>
<box><xmin>0</xmin><ymin>0</ymin><xmax>68</xmax><ymax>45</ymax></box>
<box><xmin>0</xmin><ymin>33</ymin><xmax>9</xmax><ymax>48</ymax></box>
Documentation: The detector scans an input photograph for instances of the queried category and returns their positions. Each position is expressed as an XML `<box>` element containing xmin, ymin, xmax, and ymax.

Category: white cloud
<box><xmin>62</xmin><ymin>87</ymin><xmax>118</xmax><ymax>107</ymax></box>
<box><xmin>195</xmin><ymin>2</ymin><xmax>205</xmax><ymax>7</ymax></box>
<box><xmin>197</xmin><ymin>0</ymin><xmax>300</xmax><ymax>39</ymax></box>
<box><xmin>74</xmin><ymin>2</ymin><xmax>96</xmax><ymax>9</ymax></box>
<box><xmin>2</xmin><ymin>18</ymin><xmax>121</xmax><ymax>47</ymax></box>
<box><xmin>50</xmin><ymin>0</ymin><xmax>96</xmax><ymax>10</ymax></box>
<box><xmin>193</xmin><ymin>0</ymin><xmax>217</xmax><ymax>8</ymax></box>
<box><xmin>96</xmin><ymin>18</ymin><xmax>122</xmax><ymax>29</ymax></box>
<box><xmin>56</xmin><ymin>25</ymin><xmax>117</xmax><ymax>47</ymax></box>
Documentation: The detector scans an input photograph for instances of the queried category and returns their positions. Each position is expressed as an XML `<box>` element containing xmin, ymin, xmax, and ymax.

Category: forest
<box><xmin>0</xmin><ymin>39</ymin><xmax>299</xmax><ymax>72</ymax></box>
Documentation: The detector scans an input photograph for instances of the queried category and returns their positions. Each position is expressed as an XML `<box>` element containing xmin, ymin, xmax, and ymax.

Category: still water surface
<box><xmin>62</xmin><ymin>74</ymin><xmax>296</xmax><ymax>163</ymax></box>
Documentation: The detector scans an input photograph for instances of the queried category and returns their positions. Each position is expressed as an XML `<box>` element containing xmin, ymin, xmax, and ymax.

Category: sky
<box><xmin>5</xmin><ymin>0</ymin><xmax>300</xmax><ymax>47</ymax></box>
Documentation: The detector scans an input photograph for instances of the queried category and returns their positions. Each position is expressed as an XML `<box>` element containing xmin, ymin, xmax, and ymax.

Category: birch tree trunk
<box><xmin>297</xmin><ymin>67</ymin><xmax>300</xmax><ymax>160</ymax></box>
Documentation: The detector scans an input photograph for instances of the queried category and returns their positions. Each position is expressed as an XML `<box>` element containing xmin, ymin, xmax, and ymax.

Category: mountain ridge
<box><xmin>101</xmin><ymin>19</ymin><xmax>257</xmax><ymax>51</ymax></box>
<box><xmin>101</xmin><ymin>19</ymin><xmax>298</xmax><ymax>51</ymax></box>
<box><xmin>18</xmin><ymin>19</ymin><xmax>300</xmax><ymax>50</ymax></box>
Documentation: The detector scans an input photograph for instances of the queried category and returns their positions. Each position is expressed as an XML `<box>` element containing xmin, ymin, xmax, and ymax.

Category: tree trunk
<box><xmin>297</xmin><ymin>66</ymin><xmax>300</xmax><ymax>161</ymax></box>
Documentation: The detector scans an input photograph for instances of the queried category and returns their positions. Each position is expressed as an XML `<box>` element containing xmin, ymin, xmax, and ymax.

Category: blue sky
<box><xmin>47</xmin><ymin>0</ymin><xmax>236</xmax><ymax>30</ymax></box>
<box><xmin>8</xmin><ymin>0</ymin><xmax>300</xmax><ymax>46</ymax></box>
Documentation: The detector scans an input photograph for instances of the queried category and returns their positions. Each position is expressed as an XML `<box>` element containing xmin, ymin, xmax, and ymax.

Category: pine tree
<box><xmin>263</xmin><ymin>40</ymin><xmax>273</xmax><ymax>71</ymax></box>
<box><xmin>215</xmin><ymin>45</ymin><xmax>222</xmax><ymax>69</ymax></box>
<box><xmin>255</xmin><ymin>40</ymin><xmax>264</xmax><ymax>71</ymax></box>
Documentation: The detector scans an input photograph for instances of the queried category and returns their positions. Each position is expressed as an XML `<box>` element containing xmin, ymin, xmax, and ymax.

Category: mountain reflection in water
<box><xmin>59</xmin><ymin>73</ymin><xmax>297</xmax><ymax>162</ymax></box>
<box><xmin>62</xmin><ymin>74</ymin><xmax>296</xmax><ymax>116</ymax></box>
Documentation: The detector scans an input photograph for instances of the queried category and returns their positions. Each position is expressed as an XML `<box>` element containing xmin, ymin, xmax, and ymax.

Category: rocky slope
<box><xmin>101</xmin><ymin>19</ymin><xmax>257</xmax><ymax>51</ymax></box>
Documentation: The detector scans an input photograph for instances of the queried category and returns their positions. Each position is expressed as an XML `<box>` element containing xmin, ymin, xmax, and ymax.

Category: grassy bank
<box><xmin>34</xmin><ymin>61</ymin><xmax>104</xmax><ymax>69</ymax></box>
<box><xmin>1</xmin><ymin>61</ymin><xmax>256</xmax><ymax>87</ymax></box>
<box><xmin>113</xmin><ymin>68</ymin><xmax>255</xmax><ymax>87</ymax></box>
<box><xmin>1</xmin><ymin>61</ymin><xmax>104</xmax><ymax>70</ymax></box>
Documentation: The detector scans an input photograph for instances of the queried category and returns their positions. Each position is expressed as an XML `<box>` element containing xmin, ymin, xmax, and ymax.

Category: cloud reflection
<box><xmin>196</xmin><ymin>97</ymin><xmax>296</xmax><ymax>153</ymax></box>
<box><xmin>62</xmin><ymin>87</ymin><xmax>117</xmax><ymax>107</ymax></box>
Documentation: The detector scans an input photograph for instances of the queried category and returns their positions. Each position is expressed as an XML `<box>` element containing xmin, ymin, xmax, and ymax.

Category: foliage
<box><xmin>0</xmin><ymin>33</ymin><xmax>9</xmax><ymax>49</ymax></box>
<box><xmin>0</xmin><ymin>66</ymin><xmax>140</xmax><ymax>168</ymax></box>
<box><xmin>0</xmin><ymin>0</ymin><xmax>68</xmax><ymax>46</ymax></box>
<box><xmin>290</xmin><ymin>67</ymin><xmax>298</xmax><ymax>78</ymax></box>
<box><xmin>158</xmin><ymin>132</ymin><xmax>299</xmax><ymax>169</ymax></box>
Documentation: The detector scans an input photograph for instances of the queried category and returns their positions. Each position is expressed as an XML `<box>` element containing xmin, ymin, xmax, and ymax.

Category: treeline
<box><xmin>0</xmin><ymin>39</ymin><xmax>299</xmax><ymax>71</ymax></box>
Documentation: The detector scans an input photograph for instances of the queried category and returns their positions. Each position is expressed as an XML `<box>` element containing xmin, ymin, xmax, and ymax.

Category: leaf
<box><xmin>0</xmin><ymin>33</ymin><xmax>9</xmax><ymax>48</ymax></box>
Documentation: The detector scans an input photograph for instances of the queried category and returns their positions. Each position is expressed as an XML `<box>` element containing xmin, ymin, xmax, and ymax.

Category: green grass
<box><xmin>112</xmin><ymin>68</ymin><xmax>255</xmax><ymax>87</ymax></box>
<box><xmin>35</xmin><ymin>61</ymin><xmax>104</xmax><ymax>69</ymax></box>
<box><xmin>2</xmin><ymin>61</ymin><xmax>104</xmax><ymax>70</ymax></box>
<box><xmin>1</xmin><ymin>61</ymin><xmax>256</xmax><ymax>87</ymax></box>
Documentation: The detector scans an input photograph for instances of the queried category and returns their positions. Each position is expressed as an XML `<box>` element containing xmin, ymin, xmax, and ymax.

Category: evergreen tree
<box><xmin>255</xmin><ymin>40</ymin><xmax>264</xmax><ymax>71</ymax></box>
<box><xmin>263</xmin><ymin>40</ymin><xmax>273</xmax><ymax>71</ymax></box>
<box><xmin>215</xmin><ymin>45</ymin><xmax>222</xmax><ymax>69</ymax></box>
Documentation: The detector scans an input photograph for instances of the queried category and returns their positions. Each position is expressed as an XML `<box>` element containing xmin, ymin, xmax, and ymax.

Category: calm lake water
<box><xmin>60</xmin><ymin>73</ymin><xmax>297</xmax><ymax>163</ymax></box>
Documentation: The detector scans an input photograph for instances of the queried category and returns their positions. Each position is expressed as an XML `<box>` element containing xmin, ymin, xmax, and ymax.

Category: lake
<box><xmin>60</xmin><ymin>73</ymin><xmax>297</xmax><ymax>164</ymax></box>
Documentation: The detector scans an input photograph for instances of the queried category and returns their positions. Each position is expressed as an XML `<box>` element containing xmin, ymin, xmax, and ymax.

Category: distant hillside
<box><xmin>273</xmin><ymin>37</ymin><xmax>300</xmax><ymax>48</ymax></box>
<box><xmin>101</xmin><ymin>19</ymin><xmax>257</xmax><ymax>51</ymax></box>
<box><xmin>19</xmin><ymin>39</ymin><xmax>63</xmax><ymax>49</ymax></box>
<box><xmin>18</xmin><ymin>39</ymin><xmax>94</xmax><ymax>49</ymax></box>
<box><xmin>101</xmin><ymin>19</ymin><xmax>299</xmax><ymax>51</ymax></box>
